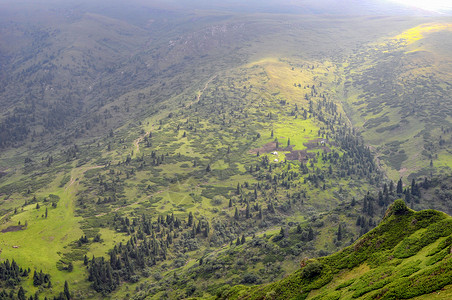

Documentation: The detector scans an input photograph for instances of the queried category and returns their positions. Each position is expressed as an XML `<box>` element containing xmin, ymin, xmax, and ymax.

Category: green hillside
<box><xmin>0</xmin><ymin>55</ymin><xmax>386</xmax><ymax>299</ymax></box>
<box><xmin>222</xmin><ymin>200</ymin><xmax>452</xmax><ymax>300</ymax></box>
<box><xmin>0</xmin><ymin>1</ymin><xmax>451</xmax><ymax>299</ymax></box>
<box><xmin>339</xmin><ymin>23</ymin><xmax>452</xmax><ymax>181</ymax></box>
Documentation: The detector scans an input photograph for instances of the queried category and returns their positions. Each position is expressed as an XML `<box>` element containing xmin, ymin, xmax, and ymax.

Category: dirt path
<box><xmin>186</xmin><ymin>75</ymin><xmax>217</xmax><ymax>107</ymax></box>
<box><xmin>65</xmin><ymin>165</ymin><xmax>104</xmax><ymax>192</ymax></box>
<box><xmin>63</xmin><ymin>165</ymin><xmax>105</xmax><ymax>210</ymax></box>
<box><xmin>65</xmin><ymin>177</ymin><xmax>76</xmax><ymax>191</ymax></box>
<box><xmin>133</xmin><ymin>131</ymin><xmax>150</xmax><ymax>155</ymax></box>
<box><xmin>197</xmin><ymin>75</ymin><xmax>217</xmax><ymax>101</ymax></box>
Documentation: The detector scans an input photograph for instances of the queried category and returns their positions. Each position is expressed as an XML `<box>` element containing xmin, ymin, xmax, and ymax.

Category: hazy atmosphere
<box><xmin>0</xmin><ymin>0</ymin><xmax>451</xmax><ymax>299</ymax></box>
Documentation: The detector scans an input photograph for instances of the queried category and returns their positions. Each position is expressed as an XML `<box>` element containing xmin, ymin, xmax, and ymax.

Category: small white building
<box><xmin>272</xmin><ymin>151</ymin><xmax>278</xmax><ymax>155</ymax></box>
<box><xmin>274</xmin><ymin>159</ymin><xmax>278</xmax><ymax>162</ymax></box>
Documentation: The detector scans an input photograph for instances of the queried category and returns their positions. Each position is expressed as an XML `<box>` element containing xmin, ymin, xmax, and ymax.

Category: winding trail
<box><xmin>65</xmin><ymin>177</ymin><xmax>76</xmax><ymax>191</ymax></box>
<box><xmin>133</xmin><ymin>131</ymin><xmax>150</xmax><ymax>155</ymax></box>
<box><xmin>133</xmin><ymin>123</ymin><xmax>156</xmax><ymax>155</ymax></box>
<box><xmin>65</xmin><ymin>165</ymin><xmax>104</xmax><ymax>192</ymax></box>
<box><xmin>187</xmin><ymin>75</ymin><xmax>217</xmax><ymax>107</ymax></box>
<box><xmin>197</xmin><ymin>75</ymin><xmax>217</xmax><ymax>101</ymax></box>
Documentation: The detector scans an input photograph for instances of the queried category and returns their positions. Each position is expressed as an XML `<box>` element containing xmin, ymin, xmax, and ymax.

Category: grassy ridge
<box><xmin>223</xmin><ymin>200</ymin><xmax>452</xmax><ymax>299</ymax></box>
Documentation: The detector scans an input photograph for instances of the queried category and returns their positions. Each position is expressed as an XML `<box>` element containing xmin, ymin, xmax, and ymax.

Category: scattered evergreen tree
<box><xmin>187</xmin><ymin>212</ymin><xmax>193</xmax><ymax>227</ymax></box>
<box><xmin>18</xmin><ymin>287</ymin><xmax>26</xmax><ymax>300</ymax></box>
<box><xmin>396</xmin><ymin>178</ymin><xmax>403</xmax><ymax>194</ymax></box>
<box><xmin>67</xmin><ymin>262</ymin><xmax>73</xmax><ymax>272</ymax></box>
<box><xmin>337</xmin><ymin>224</ymin><xmax>342</xmax><ymax>241</ymax></box>
<box><xmin>64</xmin><ymin>280</ymin><xmax>70</xmax><ymax>300</ymax></box>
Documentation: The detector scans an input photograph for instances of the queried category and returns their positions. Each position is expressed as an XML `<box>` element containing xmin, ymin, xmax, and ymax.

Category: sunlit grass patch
<box><xmin>391</xmin><ymin>23</ymin><xmax>452</xmax><ymax>45</ymax></box>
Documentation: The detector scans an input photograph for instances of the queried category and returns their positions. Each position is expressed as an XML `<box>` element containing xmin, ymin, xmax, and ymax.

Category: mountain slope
<box><xmin>222</xmin><ymin>200</ymin><xmax>452</xmax><ymax>299</ymax></box>
<box><xmin>0</xmin><ymin>55</ymin><xmax>384</xmax><ymax>299</ymax></box>
<box><xmin>1</xmin><ymin>1</ymin><xmax>452</xmax><ymax>299</ymax></box>
<box><xmin>339</xmin><ymin>22</ymin><xmax>452</xmax><ymax>180</ymax></box>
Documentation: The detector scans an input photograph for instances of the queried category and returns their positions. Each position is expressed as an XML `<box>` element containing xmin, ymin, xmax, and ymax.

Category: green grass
<box><xmin>221</xmin><ymin>203</ymin><xmax>452</xmax><ymax>300</ymax></box>
<box><xmin>274</xmin><ymin>118</ymin><xmax>319</xmax><ymax>151</ymax></box>
<box><xmin>0</xmin><ymin>171</ymin><xmax>86</xmax><ymax>296</ymax></box>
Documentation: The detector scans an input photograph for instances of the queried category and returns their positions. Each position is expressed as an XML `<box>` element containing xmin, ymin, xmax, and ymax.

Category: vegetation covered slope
<box><xmin>0</xmin><ymin>55</ymin><xmax>386</xmax><ymax>299</ymax></box>
<box><xmin>0</xmin><ymin>1</ymin><xmax>451</xmax><ymax>299</ymax></box>
<box><xmin>339</xmin><ymin>22</ymin><xmax>452</xmax><ymax>180</ymax></box>
<box><xmin>222</xmin><ymin>200</ymin><xmax>452</xmax><ymax>300</ymax></box>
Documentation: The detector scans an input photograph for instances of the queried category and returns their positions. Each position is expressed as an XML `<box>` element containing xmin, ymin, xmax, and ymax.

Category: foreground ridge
<box><xmin>222</xmin><ymin>200</ymin><xmax>452</xmax><ymax>299</ymax></box>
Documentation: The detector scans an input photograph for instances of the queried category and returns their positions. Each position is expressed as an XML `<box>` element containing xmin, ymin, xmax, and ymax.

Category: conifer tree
<box><xmin>279</xmin><ymin>227</ymin><xmax>285</xmax><ymax>238</ymax></box>
<box><xmin>308</xmin><ymin>227</ymin><xmax>314</xmax><ymax>241</ymax></box>
<box><xmin>64</xmin><ymin>280</ymin><xmax>70</xmax><ymax>300</ymax></box>
<box><xmin>18</xmin><ymin>287</ymin><xmax>26</xmax><ymax>300</ymax></box>
<box><xmin>337</xmin><ymin>224</ymin><xmax>342</xmax><ymax>241</ymax></box>
<box><xmin>187</xmin><ymin>212</ymin><xmax>193</xmax><ymax>227</ymax></box>
<box><xmin>396</xmin><ymin>178</ymin><xmax>403</xmax><ymax>194</ymax></box>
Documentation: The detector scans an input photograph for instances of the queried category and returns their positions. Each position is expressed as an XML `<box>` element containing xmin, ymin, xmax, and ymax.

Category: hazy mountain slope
<box><xmin>222</xmin><ymin>200</ymin><xmax>452</xmax><ymax>299</ymax></box>
<box><xmin>0</xmin><ymin>5</ymin><xmax>424</xmax><ymax>189</ymax></box>
<box><xmin>339</xmin><ymin>21</ymin><xmax>452</xmax><ymax>180</ymax></box>
<box><xmin>0</xmin><ymin>9</ymin><xmax>149</xmax><ymax>148</ymax></box>
<box><xmin>147</xmin><ymin>0</ymin><xmax>439</xmax><ymax>15</ymax></box>
<box><xmin>0</xmin><ymin>1</ymin><xmax>429</xmax><ymax>151</ymax></box>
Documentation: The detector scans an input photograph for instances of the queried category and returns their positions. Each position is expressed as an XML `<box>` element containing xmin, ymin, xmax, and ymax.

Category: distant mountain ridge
<box><xmin>145</xmin><ymin>0</ymin><xmax>442</xmax><ymax>16</ymax></box>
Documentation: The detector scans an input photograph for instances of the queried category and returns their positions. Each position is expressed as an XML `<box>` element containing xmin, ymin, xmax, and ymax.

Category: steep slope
<box><xmin>222</xmin><ymin>200</ymin><xmax>452</xmax><ymax>299</ymax></box>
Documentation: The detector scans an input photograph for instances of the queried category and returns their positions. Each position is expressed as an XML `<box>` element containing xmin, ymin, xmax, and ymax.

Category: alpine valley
<box><xmin>0</xmin><ymin>1</ymin><xmax>452</xmax><ymax>299</ymax></box>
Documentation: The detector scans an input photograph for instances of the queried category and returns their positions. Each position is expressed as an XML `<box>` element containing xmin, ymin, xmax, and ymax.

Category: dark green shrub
<box><xmin>241</xmin><ymin>273</ymin><xmax>261</xmax><ymax>284</ymax></box>
<box><xmin>301</xmin><ymin>261</ymin><xmax>322</xmax><ymax>279</ymax></box>
<box><xmin>392</xmin><ymin>199</ymin><xmax>408</xmax><ymax>215</ymax></box>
